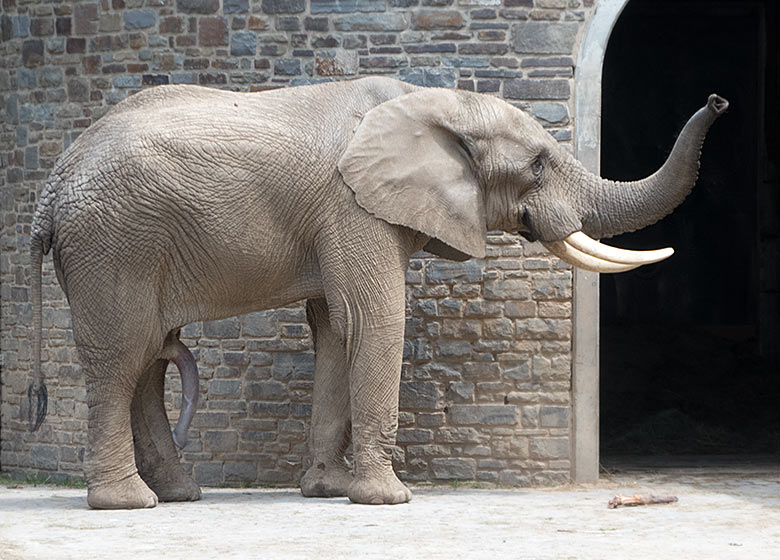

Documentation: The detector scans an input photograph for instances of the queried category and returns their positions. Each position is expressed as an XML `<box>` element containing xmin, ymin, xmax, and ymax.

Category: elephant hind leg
<box><xmin>300</xmin><ymin>298</ymin><xmax>353</xmax><ymax>498</ymax></box>
<box><xmin>82</xmin><ymin>364</ymin><xmax>158</xmax><ymax>510</ymax></box>
<box><xmin>132</xmin><ymin>356</ymin><xmax>201</xmax><ymax>503</ymax></box>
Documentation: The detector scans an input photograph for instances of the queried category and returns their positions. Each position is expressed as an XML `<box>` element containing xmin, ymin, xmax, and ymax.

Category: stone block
<box><xmin>22</xmin><ymin>39</ymin><xmax>44</xmax><ymax>68</ymax></box>
<box><xmin>8</xmin><ymin>15</ymin><xmax>30</xmax><ymax>38</ymax></box>
<box><xmin>224</xmin><ymin>461</ymin><xmax>257</xmax><ymax>481</ymax></box>
<box><xmin>66</xmin><ymin>77</ymin><xmax>89</xmax><ymax>102</ymax></box>
<box><xmin>462</xmin><ymin>361</ymin><xmax>501</xmax><ymax>380</ymax></box>
<box><xmin>274</xmin><ymin>58</ymin><xmax>302</xmax><ymax>75</ymax></box>
<box><xmin>436</xmin><ymin>340</ymin><xmax>471</xmax><ymax>359</ymax></box>
<box><xmin>334</xmin><ymin>13</ymin><xmax>408</xmax><ymax>32</ymax></box>
<box><xmin>305</xmin><ymin>17</ymin><xmax>329</xmax><ymax>31</ymax></box>
<box><xmin>193</xmin><ymin>462</ymin><xmax>223</xmax><ymax>485</ymax></box>
<box><xmin>512</xmin><ymin>21</ymin><xmax>578</xmax><ymax>54</ymax></box>
<box><xmin>17</xmin><ymin>68</ymin><xmax>36</xmax><ymax>89</ymax></box>
<box><xmin>484</xmin><ymin>278</ymin><xmax>529</xmax><ymax>300</ymax></box>
<box><xmin>262</xmin><ymin>0</ymin><xmax>306</xmax><ymax>14</ymax></box>
<box><xmin>464</xmin><ymin>300</ymin><xmax>502</xmax><ymax>317</ymax></box>
<box><xmin>231</xmin><ymin>31</ymin><xmax>257</xmax><ymax>56</ymax></box>
<box><xmin>242</xmin><ymin>311</ymin><xmax>278</xmax><ymax>337</ymax></box>
<box><xmin>498</xmin><ymin>470</ymin><xmax>531</xmax><ymax>486</ymax></box>
<box><xmin>74</xmin><ymin>3</ymin><xmax>98</xmax><ymax>35</ymax></box>
<box><xmin>398</xmin><ymin>67</ymin><xmax>458</xmax><ymax>88</ymax></box>
<box><xmin>397</xmin><ymin>429</ymin><xmax>434</xmax><ymax>444</ymax></box>
<box><xmin>191</xmin><ymin>412</ymin><xmax>229</xmax><ymax>428</ymax></box>
<box><xmin>123</xmin><ymin>10</ymin><xmax>156</xmax><ymax>30</ymax></box>
<box><xmin>530</xmin><ymin>437</ymin><xmax>569</xmax><ymax>460</ymax></box>
<box><xmin>224</xmin><ymin>0</ymin><xmax>250</xmax><ymax>13</ymax></box>
<box><xmin>276</xmin><ymin>16</ymin><xmax>300</xmax><ymax>31</ymax></box>
<box><xmin>448</xmin><ymin>405</ymin><xmax>516</xmax><ymax>425</ymax></box>
<box><xmin>209</xmin><ymin>379</ymin><xmax>242</xmax><ymax>397</ymax></box>
<box><xmin>203</xmin><ymin>317</ymin><xmax>240</xmax><ymax>338</ymax></box>
<box><xmin>31</xmin><ymin>444</ymin><xmax>59</xmax><ymax>470</ymax></box>
<box><xmin>142</xmin><ymin>74</ymin><xmax>170</xmax><ymax>86</ymax></box>
<box><xmin>311</xmin><ymin>0</ymin><xmax>386</xmax><ymax>13</ymax></box>
<box><xmin>504</xmin><ymin>360</ymin><xmax>531</xmax><ymax>381</ymax></box>
<box><xmin>399</xmin><ymin>381</ymin><xmax>439</xmax><ymax>410</ymax></box>
<box><xmin>412</xmin><ymin>10</ymin><xmax>463</xmax><ymax>30</ymax></box>
<box><xmin>431</xmin><ymin>458</ymin><xmax>476</xmax><ymax>480</ymax></box>
<box><xmin>532</xmin><ymin>101</ymin><xmax>569</xmax><ymax>126</ymax></box>
<box><xmin>272</xmin><ymin>352</ymin><xmax>314</xmax><ymax>379</ymax></box>
<box><xmin>279</xmin><ymin>419</ymin><xmax>304</xmax><ymax>433</ymax></box>
<box><xmin>515</xmin><ymin>318</ymin><xmax>570</xmax><ymax>340</ymax></box>
<box><xmin>177</xmin><ymin>0</ymin><xmax>220</xmax><ymax>13</ymax></box>
<box><xmin>426</xmin><ymin>260</ymin><xmax>482</xmax><ymax>284</ymax></box>
<box><xmin>504</xmin><ymin>300</ymin><xmax>535</xmax><ymax>318</ymax></box>
<box><xmin>504</xmin><ymin>79</ymin><xmax>570</xmax><ymax>100</ymax></box>
<box><xmin>483</xmin><ymin>318</ymin><xmax>514</xmax><ymax>339</ymax></box>
<box><xmin>417</xmin><ymin>412</ymin><xmax>445</xmax><ymax>428</ymax></box>
<box><xmin>199</xmin><ymin>17</ymin><xmax>228</xmax><ymax>46</ymax></box>
<box><xmin>532</xmin><ymin>273</ymin><xmax>572</xmax><ymax>300</ymax></box>
<box><xmin>246</xmin><ymin>380</ymin><xmax>287</xmax><ymax>400</ymax></box>
<box><xmin>459</xmin><ymin>42</ymin><xmax>508</xmax><ymax>55</ymax></box>
<box><xmin>447</xmin><ymin>381</ymin><xmax>474</xmax><ymax>401</ymax></box>
<box><xmin>113</xmin><ymin>75</ymin><xmax>141</xmax><ymax>88</ymax></box>
<box><xmin>30</xmin><ymin>18</ymin><xmax>55</xmax><ymax>37</ymax></box>
<box><xmin>40</xmin><ymin>68</ymin><xmax>63</xmax><ymax>88</ymax></box>
<box><xmin>250</xmin><ymin>401</ymin><xmax>290</xmax><ymax>417</ymax></box>
<box><xmin>440</xmin><ymin>319</ymin><xmax>481</xmax><ymax>339</ymax></box>
<box><xmin>290</xmin><ymin>403</ymin><xmax>312</xmax><ymax>417</ymax></box>
<box><xmin>539</xmin><ymin>405</ymin><xmax>569</xmax><ymax>428</ymax></box>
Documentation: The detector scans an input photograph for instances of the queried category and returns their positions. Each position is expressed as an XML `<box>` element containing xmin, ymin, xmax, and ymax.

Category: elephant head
<box><xmin>338</xmin><ymin>88</ymin><xmax>728</xmax><ymax>271</ymax></box>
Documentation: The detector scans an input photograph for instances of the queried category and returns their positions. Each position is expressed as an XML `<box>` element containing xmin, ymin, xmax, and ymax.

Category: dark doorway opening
<box><xmin>600</xmin><ymin>0</ymin><xmax>779</xmax><ymax>460</ymax></box>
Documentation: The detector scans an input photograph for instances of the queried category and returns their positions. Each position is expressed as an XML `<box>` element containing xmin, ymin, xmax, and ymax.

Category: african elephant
<box><xmin>28</xmin><ymin>76</ymin><xmax>727</xmax><ymax>509</ymax></box>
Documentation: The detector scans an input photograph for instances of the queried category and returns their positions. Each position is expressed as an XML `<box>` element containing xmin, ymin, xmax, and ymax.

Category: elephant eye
<box><xmin>531</xmin><ymin>156</ymin><xmax>544</xmax><ymax>176</ymax></box>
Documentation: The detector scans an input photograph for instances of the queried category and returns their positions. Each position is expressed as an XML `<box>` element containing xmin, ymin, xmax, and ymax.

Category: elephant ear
<box><xmin>338</xmin><ymin>89</ymin><xmax>487</xmax><ymax>259</ymax></box>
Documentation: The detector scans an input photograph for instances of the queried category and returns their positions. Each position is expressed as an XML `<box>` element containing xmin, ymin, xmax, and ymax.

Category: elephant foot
<box><xmin>300</xmin><ymin>461</ymin><xmax>353</xmax><ymax>498</ymax></box>
<box><xmin>146</xmin><ymin>468</ymin><xmax>202</xmax><ymax>503</ymax></box>
<box><xmin>87</xmin><ymin>472</ymin><xmax>158</xmax><ymax>510</ymax></box>
<box><xmin>347</xmin><ymin>472</ymin><xmax>412</xmax><ymax>505</ymax></box>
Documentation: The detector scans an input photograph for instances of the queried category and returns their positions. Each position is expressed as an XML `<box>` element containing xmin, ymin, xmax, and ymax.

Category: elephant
<box><xmin>27</xmin><ymin>76</ymin><xmax>727</xmax><ymax>509</ymax></box>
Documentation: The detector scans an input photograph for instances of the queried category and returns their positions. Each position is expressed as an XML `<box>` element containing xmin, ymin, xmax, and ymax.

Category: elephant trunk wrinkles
<box><xmin>579</xmin><ymin>94</ymin><xmax>728</xmax><ymax>239</ymax></box>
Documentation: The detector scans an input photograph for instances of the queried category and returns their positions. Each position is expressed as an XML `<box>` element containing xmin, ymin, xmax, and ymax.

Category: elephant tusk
<box><xmin>542</xmin><ymin>239</ymin><xmax>641</xmax><ymax>273</ymax></box>
<box><xmin>541</xmin><ymin>231</ymin><xmax>674</xmax><ymax>273</ymax></box>
<box><xmin>564</xmin><ymin>231</ymin><xmax>674</xmax><ymax>265</ymax></box>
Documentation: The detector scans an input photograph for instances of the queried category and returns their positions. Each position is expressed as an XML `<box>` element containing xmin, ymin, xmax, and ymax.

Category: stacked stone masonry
<box><xmin>1</xmin><ymin>0</ymin><xmax>594</xmax><ymax>487</ymax></box>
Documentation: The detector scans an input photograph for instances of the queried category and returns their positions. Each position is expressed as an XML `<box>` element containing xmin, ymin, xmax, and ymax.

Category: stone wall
<box><xmin>1</xmin><ymin>0</ymin><xmax>593</xmax><ymax>487</ymax></box>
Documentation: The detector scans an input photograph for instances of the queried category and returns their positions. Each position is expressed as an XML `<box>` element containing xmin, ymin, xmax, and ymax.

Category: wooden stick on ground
<box><xmin>608</xmin><ymin>494</ymin><xmax>679</xmax><ymax>509</ymax></box>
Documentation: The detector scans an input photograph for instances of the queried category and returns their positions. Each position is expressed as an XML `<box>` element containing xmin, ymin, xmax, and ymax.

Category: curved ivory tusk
<box><xmin>542</xmin><ymin>240</ymin><xmax>641</xmax><ymax>273</ymax></box>
<box><xmin>565</xmin><ymin>231</ymin><xmax>674</xmax><ymax>265</ymax></box>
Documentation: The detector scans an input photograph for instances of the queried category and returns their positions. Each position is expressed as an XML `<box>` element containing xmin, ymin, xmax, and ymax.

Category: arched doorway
<box><xmin>599</xmin><ymin>0</ymin><xmax>779</xmax><ymax>464</ymax></box>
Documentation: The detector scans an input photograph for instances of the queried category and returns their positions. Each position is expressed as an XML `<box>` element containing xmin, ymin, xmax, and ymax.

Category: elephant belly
<box><xmin>161</xmin><ymin>247</ymin><xmax>325</xmax><ymax>329</ymax></box>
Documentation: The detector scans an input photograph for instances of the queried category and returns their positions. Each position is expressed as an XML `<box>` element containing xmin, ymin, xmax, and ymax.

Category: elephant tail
<box><xmin>28</xmin><ymin>187</ymin><xmax>54</xmax><ymax>432</ymax></box>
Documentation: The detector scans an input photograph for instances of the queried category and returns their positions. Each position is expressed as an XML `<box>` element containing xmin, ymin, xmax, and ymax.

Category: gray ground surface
<box><xmin>1</xmin><ymin>466</ymin><xmax>779</xmax><ymax>560</ymax></box>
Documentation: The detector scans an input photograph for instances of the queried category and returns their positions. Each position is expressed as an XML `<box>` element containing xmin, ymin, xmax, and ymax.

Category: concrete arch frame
<box><xmin>571</xmin><ymin>0</ymin><xmax>630</xmax><ymax>483</ymax></box>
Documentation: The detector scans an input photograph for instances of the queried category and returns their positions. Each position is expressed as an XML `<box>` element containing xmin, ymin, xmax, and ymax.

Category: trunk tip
<box><xmin>707</xmin><ymin>94</ymin><xmax>729</xmax><ymax>115</ymax></box>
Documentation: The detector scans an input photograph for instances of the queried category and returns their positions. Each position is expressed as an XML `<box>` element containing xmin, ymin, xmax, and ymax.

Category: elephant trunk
<box><xmin>579</xmin><ymin>94</ymin><xmax>728</xmax><ymax>239</ymax></box>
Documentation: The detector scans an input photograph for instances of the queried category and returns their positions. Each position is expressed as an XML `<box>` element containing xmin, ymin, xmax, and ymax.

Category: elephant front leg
<box><xmin>132</xmin><ymin>358</ymin><xmax>201</xmax><ymax>503</ymax></box>
<box><xmin>345</xmin><ymin>315</ymin><xmax>411</xmax><ymax>505</ymax></box>
<box><xmin>300</xmin><ymin>299</ymin><xmax>353</xmax><ymax>498</ymax></box>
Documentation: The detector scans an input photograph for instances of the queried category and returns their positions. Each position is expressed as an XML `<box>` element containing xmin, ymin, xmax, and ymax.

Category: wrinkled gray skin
<box><xmin>30</xmin><ymin>77</ymin><xmax>726</xmax><ymax>509</ymax></box>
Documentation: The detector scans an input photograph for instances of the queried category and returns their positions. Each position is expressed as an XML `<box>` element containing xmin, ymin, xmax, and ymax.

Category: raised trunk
<box><xmin>580</xmin><ymin>94</ymin><xmax>728</xmax><ymax>239</ymax></box>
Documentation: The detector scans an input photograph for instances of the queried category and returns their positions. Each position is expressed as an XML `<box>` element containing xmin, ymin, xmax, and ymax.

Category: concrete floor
<box><xmin>1</xmin><ymin>466</ymin><xmax>779</xmax><ymax>560</ymax></box>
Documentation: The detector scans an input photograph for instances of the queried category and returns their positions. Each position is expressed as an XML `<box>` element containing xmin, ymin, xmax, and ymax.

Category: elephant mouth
<box><xmin>541</xmin><ymin>231</ymin><xmax>674</xmax><ymax>273</ymax></box>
